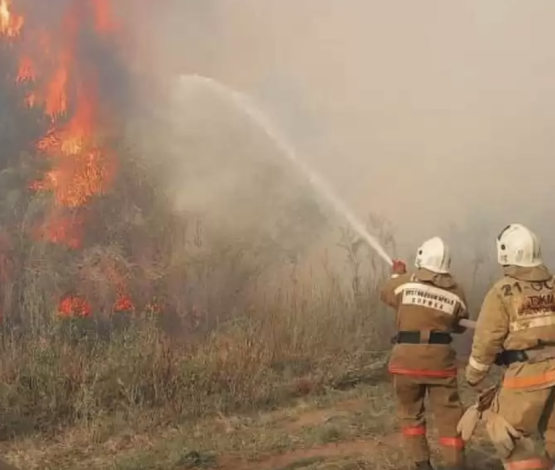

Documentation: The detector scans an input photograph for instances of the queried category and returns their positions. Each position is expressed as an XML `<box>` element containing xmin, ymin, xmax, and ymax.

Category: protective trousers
<box><xmin>394</xmin><ymin>375</ymin><xmax>465</xmax><ymax>468</ymax></box>
<box><xmin>490</xmin><ymin>385</ymin><xmax>555</xmax><ymax>469</ymax></box>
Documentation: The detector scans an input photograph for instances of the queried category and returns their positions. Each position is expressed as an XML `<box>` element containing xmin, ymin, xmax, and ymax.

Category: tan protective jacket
<box><xmin>381</xmin><ymin>268</ymin><xmax>469</xmax><ymax>377</ymax></box>
<box><xmin>467</xmin><ymin>265</ymin><xmax>555</xmax><ymax>390</ymax></box>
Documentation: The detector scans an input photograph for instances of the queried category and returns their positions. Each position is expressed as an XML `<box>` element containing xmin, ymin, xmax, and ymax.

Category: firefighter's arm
<box><xmin>379</xmin><ymin>260</ymin><xmax>407</xmax><ymax>309</ymax></box>
<box><xmin>453</xmin><ymin>289</ymin><xmax>470</xmax><ymax>334</ymax></box>
<box><xmin>465</xmin><ymin>287</ymin><xmax>509</xmax><ymax>386</ymax></box>
<box><xmin>380</xmin><ymin>275</ymin><xmax>403</xmax><ymax>309</ymax></box>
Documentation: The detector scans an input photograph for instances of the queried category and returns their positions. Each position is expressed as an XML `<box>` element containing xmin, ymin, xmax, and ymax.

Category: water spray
<box><xmin>177</xmin><ymin>74</ymin><xmax>394</xmax><ymax>267</ymax></box>
<box><xmin>173</xmin><ymin>75</ymin><xmax>476</xmax><ymax>330</ymax></box>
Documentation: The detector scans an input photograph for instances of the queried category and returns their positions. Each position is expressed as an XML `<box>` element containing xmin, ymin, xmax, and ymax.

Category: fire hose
<box><xmin>459</xmin><ymin>318</ymin><xmax>477</xmax><ymax>329</ymax></box>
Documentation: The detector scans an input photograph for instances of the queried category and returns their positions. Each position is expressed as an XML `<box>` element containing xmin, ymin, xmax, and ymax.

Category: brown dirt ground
<box><xmin>0</xmin><ymin>367</ymin><xmax>506</xmax><ymax>470</ymax></box>
<box><xmin>217</xmin><ymin>435</ymin><xmax>401</xmax><ymax>470</ymax></box>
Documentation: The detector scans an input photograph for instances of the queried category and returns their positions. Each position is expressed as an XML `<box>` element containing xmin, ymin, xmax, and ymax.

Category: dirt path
<box><xmin>281</xmin><ymin>398</ymin><xmax>368</xmax><ymax>431</ymax></box>
<box><xmin>213</xmin><ymin>397</ymin><xmax>401</xmax><ymax>470</ymax></box>
<box><xmin>216</xmin><ymin>434</ymin><xmax>401</xmax><ymax>470</ymax></box>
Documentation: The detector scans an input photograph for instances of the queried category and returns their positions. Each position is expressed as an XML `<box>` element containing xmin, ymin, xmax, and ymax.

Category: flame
<box><xmin>44</xmin><ymin>62</ymin><xmax>69</xmax><ymax>119</ymax></box>
<box><xmin>58</xmin><ymin>294</ymin><xmax>91</xmax><ymax>318</ymax></box>
<box><xmin>34</xmin><ymin>212</ymin><xmax>84</xmax><ymax>249</ymax></box>
<box><xmin>35</xmin><ymin>90</ymin><xmax>117</xmax><ymax>208</ymax></box>
<box><xmin>6</xmin><ymin>1</ymin><xmax>119</xmax><ymax>241</ymax></box>
<box><xmin>16</xmin><ymin>56</ymin><xmax>35</xmax><ymax>83</ymax></box>
<box><xmin>106</xmin><ymin>264</ymin><xmax>135</xmax><ymax>313</ymax></box>
<box><xmin>114</xmin><ymin>293</ymin><xmax>134</xmax><ymax>312</ymax></box>
<box><xmin>91</xmin><ymin>0</ymin><xmax>116</xmax><ymax>34</ymax></box>
<box><xmin>4</xmin><ymin>1</ymin><xmax>138</xmax><ymax>319</ymax></box>
<box><xmin>0</xmin><ymin>0</ymin><xmax>23</xmax><ymax>38</ymax></box>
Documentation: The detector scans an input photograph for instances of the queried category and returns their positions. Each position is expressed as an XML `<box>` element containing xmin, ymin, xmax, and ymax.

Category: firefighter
<box><xmin>465</xmin><ymin>223</ymin><xmax>555</xmax><ymax>470</ymax></box>
<box><xmin>381</xmin><ymin>236</ymin><xmax>469</xmax><ymax>470</ymax></box>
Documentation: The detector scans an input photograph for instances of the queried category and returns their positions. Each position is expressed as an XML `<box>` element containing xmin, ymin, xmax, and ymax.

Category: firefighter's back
<box><xmin>492</xmin><ymin>266</ymin><xmax>555</xmax><ymax>390</ymax></box>
<box><xmin>387</xmin><ymin>269</ymin><xmax>468</xmax><ymax>379</ymax></box>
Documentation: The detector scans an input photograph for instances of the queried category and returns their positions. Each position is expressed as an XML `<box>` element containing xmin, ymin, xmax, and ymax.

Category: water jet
<box><xmin>176</xmin><ymin>74</ymin><xmax>393</xmax><ymax>266</ymax></box>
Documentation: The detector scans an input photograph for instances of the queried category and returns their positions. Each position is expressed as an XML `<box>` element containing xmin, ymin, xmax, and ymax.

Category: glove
<box><xmin>484</xmin><ymin>410</ymin><xmax>529</xmax><ymax>459</ymax></box>
<box><xmin>465</xmin><ymin>363</ymin><xmax>488</xmax><ymax>388</ymax></box>
<box><xmin>392</xmin><ymin>259</ymin><xmax>407</xmax><ymax>275</ymax></box>
<box><xmin>456</xmin><ymin>404</ymin><xmax>480</xmax><ymax>441</ymax></box>
<box><xmin>456</xmin><ymin>385</ymin><xmax>498</xmax><ymax>441</ymax></box>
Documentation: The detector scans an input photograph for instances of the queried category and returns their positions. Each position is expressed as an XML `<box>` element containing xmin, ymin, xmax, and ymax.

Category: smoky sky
<box><xmin>131</xmin><ymin>0</ymin><xmax>555</xmax><ymax>266</ymax></box>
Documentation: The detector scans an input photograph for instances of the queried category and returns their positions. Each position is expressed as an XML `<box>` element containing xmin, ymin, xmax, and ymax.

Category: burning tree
<box><xmin>0</xmin><ymin>0</ymin><xmax>180</xmax><ymax>328</ymax></box>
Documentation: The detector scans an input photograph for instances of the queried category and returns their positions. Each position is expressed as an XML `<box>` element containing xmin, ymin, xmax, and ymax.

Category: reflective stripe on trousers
<box><xmin>389</xmin><ymin>366</ymin><xmax>458</xmax><ymax>378</ymax></box>
<box><xmin>402</xmin><ymin>425</ymin><xmax>426</xmax><ymax>436</ymax></box>
<box><xmin>438</xmin><ymin>436</ymin><xmax>464</xmax><ymax>449</ymax></box>
<box><xmin>503</xmin><ymin>458</ymin><xmax>550</xmax><ymax>469</ymax></box>
<box><xmin>503</xmin><ymin>370</ymin><xmax>555</xmax><ymax>389</ymax></box>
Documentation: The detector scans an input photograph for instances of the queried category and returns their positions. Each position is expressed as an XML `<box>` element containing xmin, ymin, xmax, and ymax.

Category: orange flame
<box><xmin>114</xmin><ymin>293</ymin><xmax>134</xmax><ymax>312</ymax></box>
<box><xmin>33</xmin><ymin>212</ymin><xmax>84</xmax><ymax>249</ymax></box>
<box><xmin>91</xmin><ymin>0</ymin><xmax>116</xmax><ymax>34</ymax></box>
<box><xmin>16</xmin><ymin>55</ymin><xmax>35</xmax><ymax>83</ymax></box>
<box><xmin>6</xmin><ymin>0</ymin><xmax>119</xmax><ymax>243</ymax></box>
<box><xmin>44</xmin><ymin>63</ymin><xmax>69</xmax><ymax>119</ymax></box>
<box><xmin>0</xmin><ymin>0</ymin><xmax>23</xmax><ymax>38</ymax></box>
<box><xmin>106</xmin><ymin>263</ymin><xmax>135</xmax><ymax>313</ymax></box>
<box><xmin>58</xmin><ymin>295</ymin><xmax>91</xmax><ymax>317</ymax></box>
<box><xmin>4</xmin><ymin>1</ymin><xmax>138</xmax><ymax>319</ymax></box>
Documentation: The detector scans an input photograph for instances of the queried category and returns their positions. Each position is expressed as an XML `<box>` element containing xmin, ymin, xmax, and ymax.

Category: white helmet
<box><xmin>497</xmin><ymin>223</ymin><xmax>542</xmax><ymax>267</ymax></box>
<box><xmin>414</xmin><ymin>237</ymin><xmax>451</xmax><ymax>274</ymax></box>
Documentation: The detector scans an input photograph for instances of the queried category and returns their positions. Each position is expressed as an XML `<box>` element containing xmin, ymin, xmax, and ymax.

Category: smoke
<box><xmin>129</xmin><ymin>0</ymin><xmax>555</xmax><ymax>277</ymax></box>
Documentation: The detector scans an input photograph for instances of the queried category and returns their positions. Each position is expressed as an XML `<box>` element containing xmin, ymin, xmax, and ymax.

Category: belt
<box><xmin>496</xmin><ymin>345</ymin><xmax>555</xmax><ymax>366</ymax></box>
<box><xmin>392</xmin><ymin>331</ymin><xmax>452</xmax><ymax>345</ymax></box>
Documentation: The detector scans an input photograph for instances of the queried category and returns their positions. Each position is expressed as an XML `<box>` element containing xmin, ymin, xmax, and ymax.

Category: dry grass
<box><xmin>0</xmin><ymin>257</ymin><xmax>393</xmax><ymax>436</ymax></box>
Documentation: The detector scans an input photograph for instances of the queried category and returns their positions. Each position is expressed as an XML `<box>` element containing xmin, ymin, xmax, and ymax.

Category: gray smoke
<box><xmin>128</xmin><ymin>0</ymin><xmax>555</xmax><ymax>274</ymax></box>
